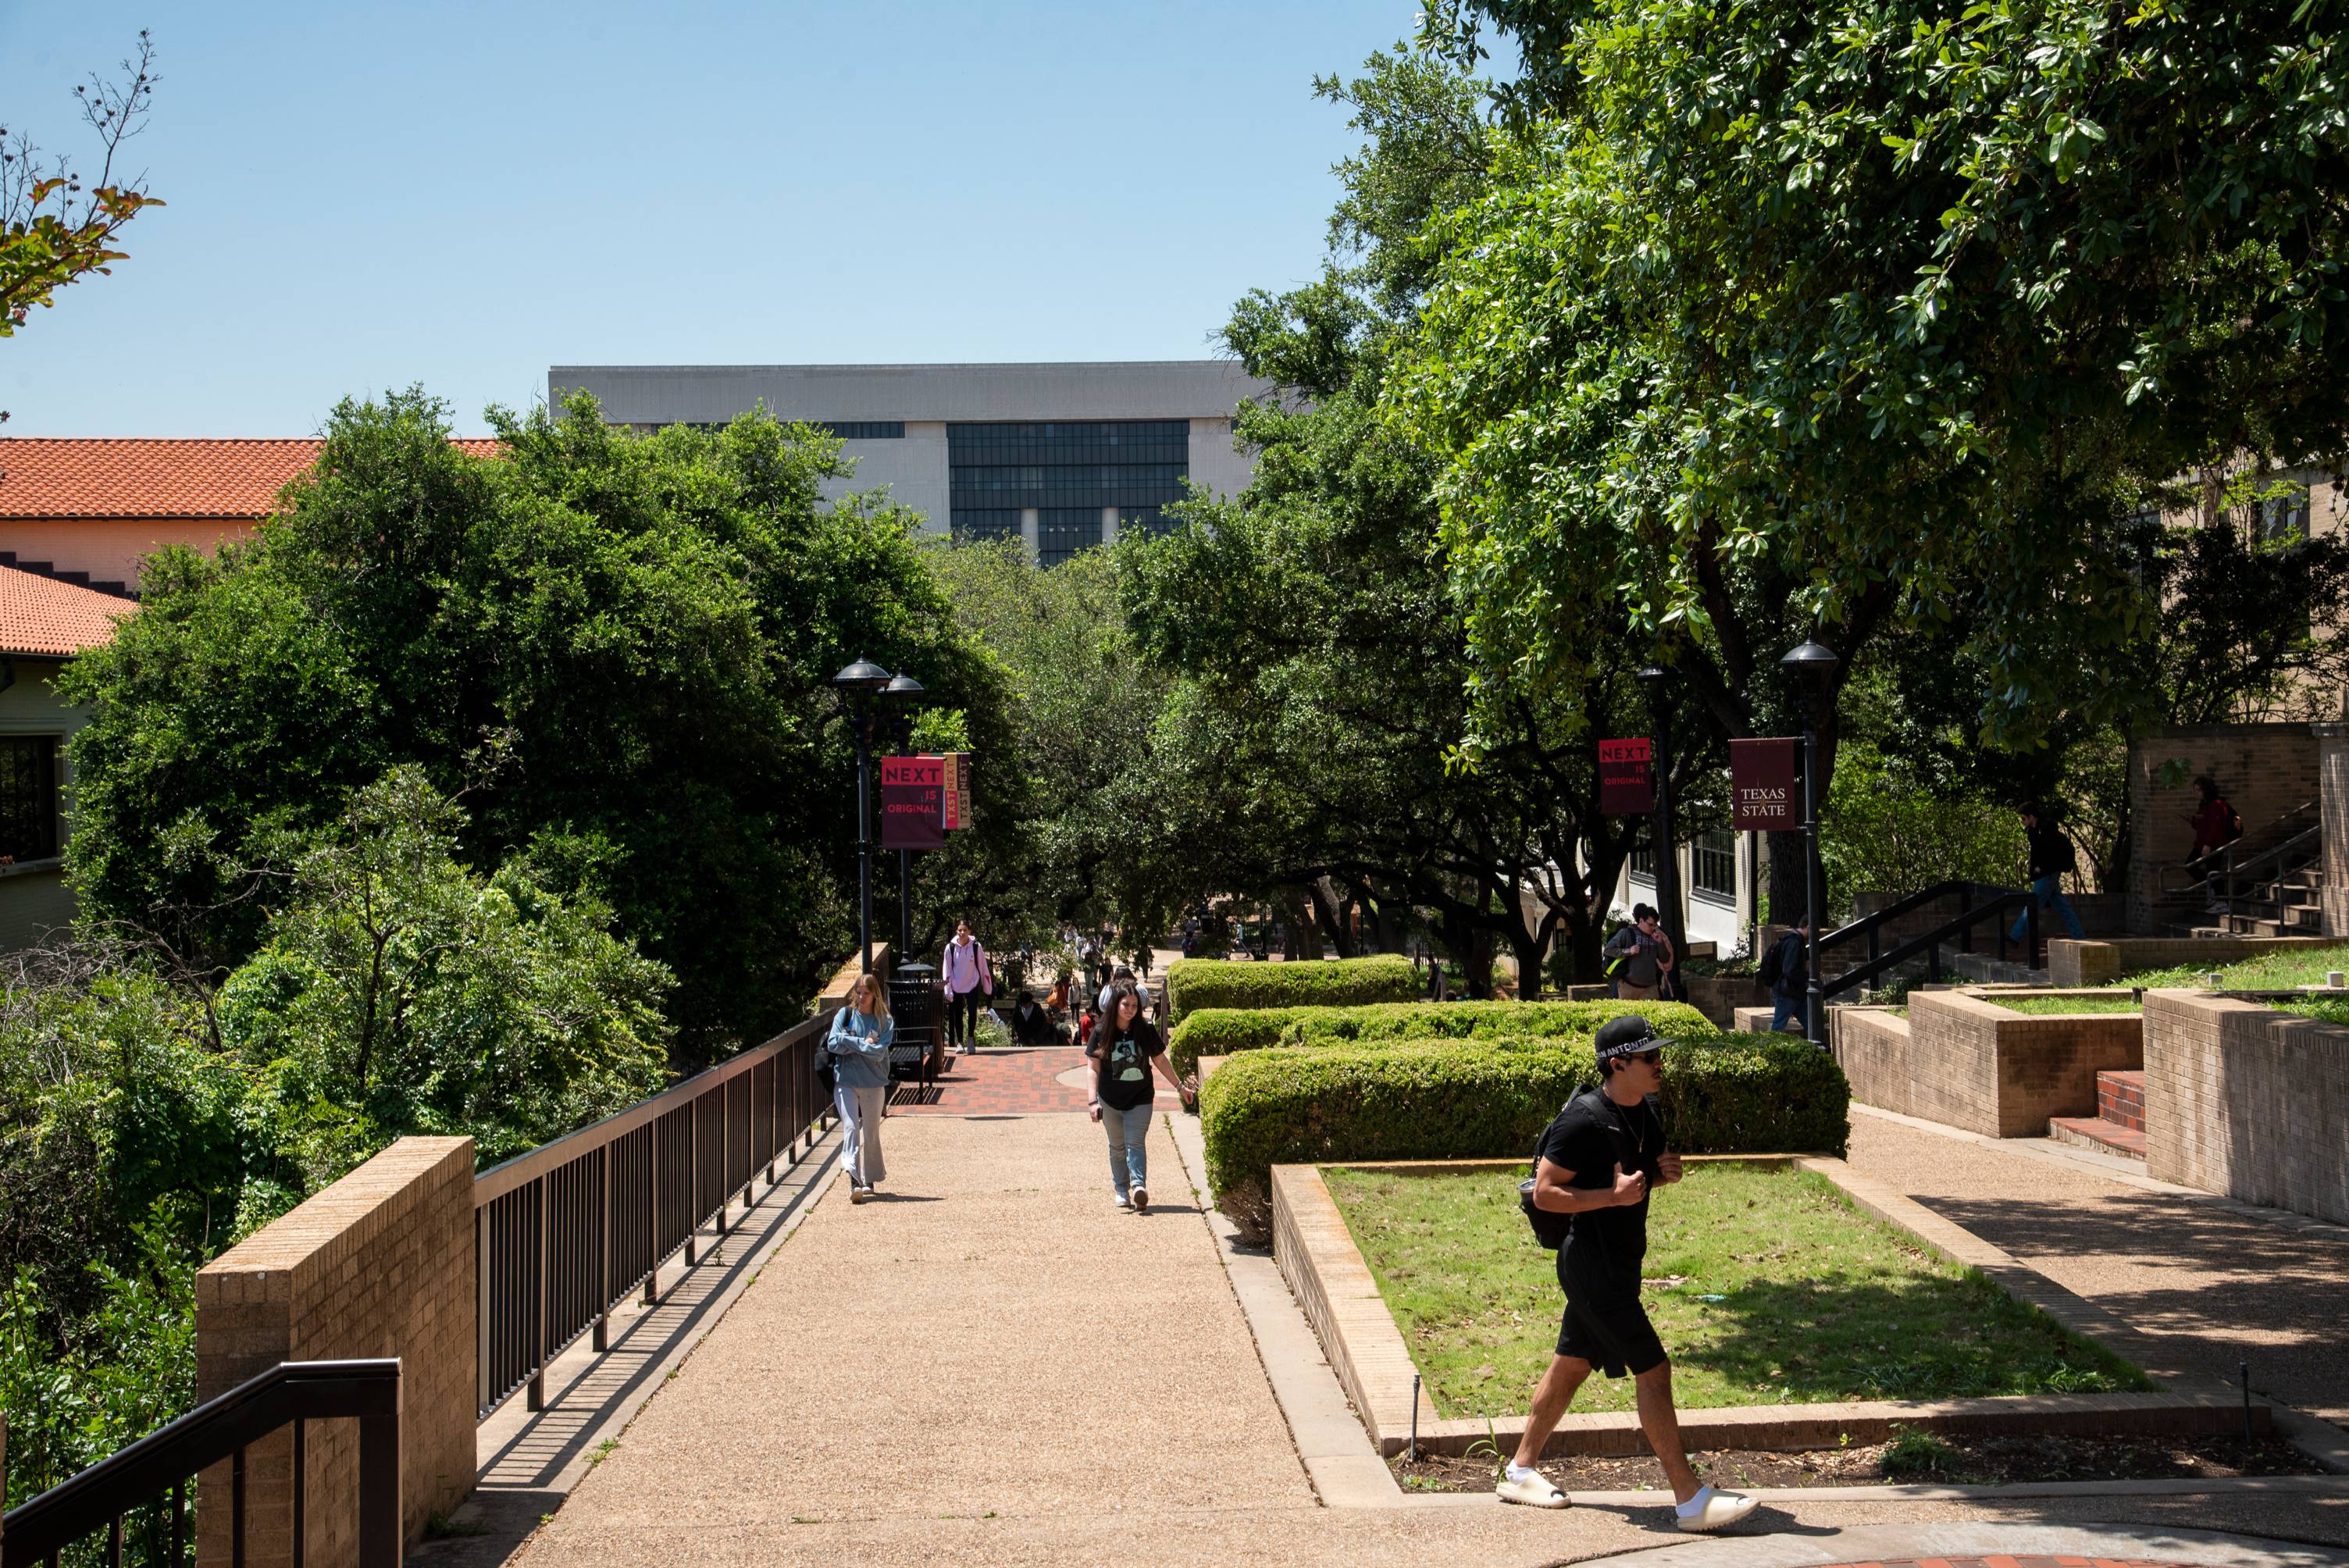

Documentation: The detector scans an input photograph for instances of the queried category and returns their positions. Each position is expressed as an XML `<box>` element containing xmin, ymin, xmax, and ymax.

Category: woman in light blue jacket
<box><xmin>827</xmin><ymin>973</ymin><xmax>895</xmax><ymax>1203</ymax></box>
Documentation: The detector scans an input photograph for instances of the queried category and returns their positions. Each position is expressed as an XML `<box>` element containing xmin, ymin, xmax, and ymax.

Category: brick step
<box><xmin>2095</xmin><ymin>1068</ymin><xmax>2146</xmax><ymax>1129</ymax></box>
<box><xmin>2048</xmin><ymin>1114</ymin><xmax>2147</xmax><ymax>1160</ymax></box>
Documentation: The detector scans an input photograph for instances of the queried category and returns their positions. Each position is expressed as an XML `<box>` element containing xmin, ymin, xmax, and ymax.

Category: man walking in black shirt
<box><xmin>1498</xmin><ymin>1016</ymin><xmax>1759</xmax><ymax>1533</ymax></box>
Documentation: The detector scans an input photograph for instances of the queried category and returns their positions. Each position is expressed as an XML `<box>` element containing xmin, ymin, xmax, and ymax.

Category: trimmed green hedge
<box><xmin>1199</xmin><ymin>1034</ymin><xmax>1850</xmax><ymax>1240</ymax></box>
<box><xmin>1167</xmin><ymin>997</ymin><xmax>1712</xmax><ymax>1078</ymax></box>
<box><xmin>1164</xmin><ymin>953</ymin><xmax>1419</xmax><ymax>1025</ymax></box>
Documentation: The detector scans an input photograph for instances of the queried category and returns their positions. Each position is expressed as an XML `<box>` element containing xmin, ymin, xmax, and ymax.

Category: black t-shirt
<box><xmin>1535</xmin><ymin>1086</ymin><xmax>1666</xmax><ymax>1271</ymax></box>
<box><xmin>1091</xmin><ymin>1018</ymin><xmax>1165</xmax><ymax>1111</ymax></box>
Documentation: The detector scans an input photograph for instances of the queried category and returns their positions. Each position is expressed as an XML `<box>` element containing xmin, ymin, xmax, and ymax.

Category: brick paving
<box><xmin>886</xmin><ymin>1044</ymin><xmax>1093</xmax><ymax>1114</ymax></box>
<box><xmin>1809</xmin><ymin>1559</ymin><xmax>2203</xmax><ymax>1567</ymax></box>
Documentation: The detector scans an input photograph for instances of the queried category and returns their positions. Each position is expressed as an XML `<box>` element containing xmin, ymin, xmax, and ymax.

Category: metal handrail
<box><xmin>473</xmin><ymin>1013</ymin><xmax>832</xmax><ymax>1417</ymax></box>
<box><xmin>1820</xmin><ymin>890</ymin><xmax>2042</xmax><ymax>1001</ymax></box>
<box><xmin>2</xmin><ymin>1358</ymin><xmax>401</xmax><ymax>1568</ymax></box>
<box><xmin>1814</xmin><ymin>880</ymin><xmax>2013</xmax><ymax>968</ymax></box>
<box><xmin>2158</xmin><ymin>799</ymin><xmax>2319</xmax><ymax>896</ymax></box>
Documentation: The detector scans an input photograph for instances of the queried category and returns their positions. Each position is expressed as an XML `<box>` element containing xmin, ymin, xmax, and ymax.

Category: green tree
<box><xmin>62</xmin><ymin>390</ymin><xmax>1010</xmax><ymax>1058</ymax></box>
<box><xmin>1403</xmin><ymin>0</ymin><xmax>2349</xmax><ymax>915</ymax></box>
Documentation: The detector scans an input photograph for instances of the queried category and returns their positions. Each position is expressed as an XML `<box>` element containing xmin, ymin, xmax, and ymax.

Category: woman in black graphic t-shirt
<box><xmin>1085</xmin><ymin>983</ymin><xmax>1194</xmax><ymax>1213</ymax></box>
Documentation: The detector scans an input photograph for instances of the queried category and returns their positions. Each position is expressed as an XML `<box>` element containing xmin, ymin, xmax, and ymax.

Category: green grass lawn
<box><xmin>1322</xmin><ymin>1160</ymin><xmax>2148</xmax><ymax>1418</ymax></box>
<box><xmin>1988</xmin><ymin>994</ymin><xmax>2142</xmax><ymax>1014</ymax></box>
<box><xmin>2123</xmin><ymin>945</ymin><xmax>2349</xmax><ymax>992</ymax></box>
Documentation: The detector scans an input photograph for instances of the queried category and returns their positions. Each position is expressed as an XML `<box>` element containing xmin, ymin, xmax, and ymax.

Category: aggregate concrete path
<box><xmin>1844</xmin><ymin>1110</ymin><xmax>2349</xmax><ymax>1424</ymax></box>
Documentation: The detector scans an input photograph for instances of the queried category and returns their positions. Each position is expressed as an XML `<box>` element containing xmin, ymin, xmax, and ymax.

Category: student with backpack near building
<box><xmin>2010</xmin><ymin>806</ymin><xmax>2087</xmax><ymax>944</ymax></box>
<box><xmin>1499</xmin><ymin>1015</ymin><xmax>1760</xmax><ymax>1531</ymax></box>
<box><xmin>1085</xmin><ymin>982</ymin><xmax>1193</xmax><ymax>1212</ymax></box>
<box><xmin>1602</xmin><ymin>904</ymin><xmax>1674</xmax><ymax>1000</ymax></box>
<box><xmin>942</xmin><ymin>921</ymin><xmax>995</xmax><ymax>1057</ymax></box>
<box><xmin>825</xmin><ymin>973</ymin><xmax>895</xmax><ymax>1204</ymax></box>
<box><xmin>1757</xmin><ymin>914</ymin><xmax>1812</xmax><ymax>1034</ymax></box>
<box><xmin>2187</xmin><ymin>776</ymin><xmax>2245</xmax><ymax>914</ymax></box>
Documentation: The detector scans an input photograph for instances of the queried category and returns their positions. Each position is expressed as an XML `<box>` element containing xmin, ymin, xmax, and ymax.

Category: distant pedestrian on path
<box><xmin>1085</xmin><ymin>982</ymin><xmax>1192</xmax><ymax>1213</ymax></box>
<box><xmin>2010</xmin><ymin>806</ymin><xmax>2087</xmax><ymax>944</ymax></box>
<box><xmin>825</xmin><ymin>974</ymin><xmax>894</xmax><ymax>1204</ymax></box>
<box><xmin>1602</xmin><ymin>905</ymin><xmax>1674</xmax><ymax>1000</ymax></box>
<box><xmin>942</xmin><ymin>920</ymin><xmax>994</xmax><ymax>1056</ymax></box>
<box><xmin>1759</xmin><ymin>914</ymin><xmax>1812</xmax><ymax>1034</ymax></box>
<box><xmin>1499</xmin><ymin>1016</ymin><xmax>1759</xmax><ymax>1533</ymax></box>
<box><xmin>1097</xmin><ymin>963</ymin><xmax>1159</xmax><ymax>1027</ymax></box>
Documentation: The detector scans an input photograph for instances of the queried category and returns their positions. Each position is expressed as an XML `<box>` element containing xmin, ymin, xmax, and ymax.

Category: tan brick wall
<box><xmin>2126</xmin><ymin>724</ymin><xmax>2319</xmax><ymax>930</ymax></box>
<box><xmin>2050</xmin><ymin>934</ymin><xmax>2339</xmax><ymax>987</ymax></box>
<box><xmin>2143</xmin><ymin>989</ymin><xmax>2349</xmax><ymax>1225</ymax></box>
<box><xmin>2320</xmin><ymin>726</ymin><xmax>2349</xmax><ymax>938</ymax></box>
<box><xmin>195</xmin><ymin>1137</ymin><xmax>476</xmax><ymax>1566</ymax></box>
<box><xmin>1832</xmin><ymin>992</ymin><xmax>2141</xmax><ymax>1136</ymax></box>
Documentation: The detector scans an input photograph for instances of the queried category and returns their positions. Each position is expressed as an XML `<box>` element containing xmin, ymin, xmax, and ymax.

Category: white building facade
<box><xmin>547</xmin><ymin>361</ymin><xmax>1274</xmax><ymax>561</ymax></box>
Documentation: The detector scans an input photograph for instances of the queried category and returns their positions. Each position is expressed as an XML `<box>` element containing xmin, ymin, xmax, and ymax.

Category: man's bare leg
<box><xmin>1511</xmin><ymin>1354</ymin><xmax>1592</xmax><ymax>1469</ymax></box>
<box><xmin>1633</xmin><ymin>1359</ymin><xmax>1703</xmax><ymax>1504</ymax></box>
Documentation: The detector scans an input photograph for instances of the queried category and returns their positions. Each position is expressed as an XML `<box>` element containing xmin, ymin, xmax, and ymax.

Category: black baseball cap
<box><xmin>1594</xmin><ymin>1014</ymin><xmax>1663</xmax><ymax>1060</ymax></box>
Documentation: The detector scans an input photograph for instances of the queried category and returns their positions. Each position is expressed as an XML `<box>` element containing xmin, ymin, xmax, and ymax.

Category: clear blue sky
<box><xmin>0</xmin><ymin>1</ymin><xmax>1424</xmax><ymax>436</ymax></box>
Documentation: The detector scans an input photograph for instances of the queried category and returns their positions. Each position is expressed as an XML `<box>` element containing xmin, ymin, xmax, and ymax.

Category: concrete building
<box><xmin>547</xmin><ymin>361</ymin><xmax>1276</xmax><ymax>561</ymax></box>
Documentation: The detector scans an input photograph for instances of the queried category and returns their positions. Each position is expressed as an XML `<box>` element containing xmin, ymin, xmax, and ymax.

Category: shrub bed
<box><xmin>1168</xmin><ymin>997</ymin><xmax>1712</xmax><ymax>1078</ymax></box>
<box><xmin>1201</xmin><ymin>1034</ymin><xmax>1850</xmax><ymax>1240</ymax></box>
<box><xmin>1164</xmin><ymin>953</ymin><xmax>1419</xmax><ymax>1025</ymax></box>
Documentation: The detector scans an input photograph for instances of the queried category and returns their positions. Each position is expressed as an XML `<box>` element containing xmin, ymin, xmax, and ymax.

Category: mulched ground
<box><xmin>1391</xmin><ymin>1431</ymin><xmax>2319</xmax><ymax>1493</ymax></box>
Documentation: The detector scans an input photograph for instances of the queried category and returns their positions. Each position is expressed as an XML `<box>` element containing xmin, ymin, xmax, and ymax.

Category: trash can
<box><xmin>888</xmin><ymin>961</ymin><xmax>943</xmax><ymax>1084</ymax></box>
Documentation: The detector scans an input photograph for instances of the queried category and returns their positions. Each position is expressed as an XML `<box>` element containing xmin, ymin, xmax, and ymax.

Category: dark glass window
<box><xmin>1037</xmin><ymin>509</ymin><xmax>1103</xmax><ymax>568</ymax></box>
<box><xmin>947</xmin><ymin>422</ymin><xmax>1189</xmax><ymax>564</ymax></box>
<box><xmin>818</xmin><ymin>421</ymin><xmax>905</xmax><ymax>440</ymax></box>
<box><xmin>1117</xmin><ymin>504</ymin><xmax>1176</xmax><ymax>539</ymax></box>
<box><xmin>1693</xmin><ymin>829</ymin><xmax>1737</xmax><ymax>903</ymax></box>
<box><xmin>0</xmin><ymin>737</ymin><xmax>58</xmax><ymax>863</ymax></box>
<box><xmin>2259</xmin><ymin>486</ymin><xmax>2311</xmax><ymax>541</ymax></box>
<box><xmin>1629</xmin><ymin>842</ymin><xmax>1654</xmax><ymax>877</ymax></box>
<box><xmin>953</xmin><ymin>509</ymin><xmax>1022</xmax><ymax>544</ymax></box>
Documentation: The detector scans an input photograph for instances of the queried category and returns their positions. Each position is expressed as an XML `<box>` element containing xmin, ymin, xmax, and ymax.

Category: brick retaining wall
<box><xmin>195</xmin><ymin>1137</ymin><xmax>475</xmax><ymax>1566</ymax></box>
<box><xmin>2049</xmin><ymin>935</ymin><xmax>2337</xmax><ymax>987</ymax></box>
<box><xmin>1831</xmin><ymin>992</ymin><xmax>2142</xmax><ymax>1137</ymax></box>
<box><xmin>2143</xmin><ymin>989</ymin><xmax>2349</xmax><ymax>1225</ymax></box>
<box><xmin>2321</xmin><ymin>724</ymin><xmax>2349</xmax><ymax>938</ymax></box>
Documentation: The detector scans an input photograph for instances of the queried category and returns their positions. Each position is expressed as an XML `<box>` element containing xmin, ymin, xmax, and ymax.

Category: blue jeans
<box><xmin>2010</xmin><ymin>875</ymin><xmax>2086</xmax><ymax>943</ymax></box>
<box><xmin>1770</xmin><ymin>995</ymin><xmax>1805</xmax><ymax>1033</ymax></box>
<box><xmin>1100</xmin><ymin>1101</ymin><xmax>1153</xmax><ymax>1197</ymax></box>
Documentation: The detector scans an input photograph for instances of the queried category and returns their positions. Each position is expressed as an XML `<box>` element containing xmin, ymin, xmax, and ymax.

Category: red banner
<box><xmin>880</xmin><ymin>754</ymin><xmax>946</xmax><ymax>850</ymax></box>
<box><xmin>1731</xmin><ymin>738</ymin><xmax>1801</xmax><ymax>832</ymax></box>
<box><xmin>1598</xmin><ymin>737</ymin><xmax>1654</xmax><ymax>815</ymax></box>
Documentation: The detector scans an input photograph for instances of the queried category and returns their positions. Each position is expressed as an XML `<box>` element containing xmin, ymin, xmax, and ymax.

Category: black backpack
<box><xmin>1757</xmin><ymin>938</ymin><xmax>1784</xmax><ymax>989</ymax></box>
<box><xmin>1519</xmin><ymin>1101</ymin><xmax>1577</xmax><ymax>1250</ymax></box>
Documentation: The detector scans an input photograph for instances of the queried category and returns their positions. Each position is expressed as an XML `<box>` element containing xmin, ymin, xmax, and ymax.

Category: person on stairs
<box><xmin>942</xmin><ymin>920</ymin><xmax>994</xmax><ymax>1057</ymax></box>
<box><xmin>825</xmin><ymin>973</ymin><xmax>894</xmax><ymax>1204</ymax></box>
<box><xmin>2010</xmin><ymin>805</ymin><xmax>2087</xmax><ymax>945</ymax></box>
<box><xmin>1498</xmin><ymin>1015</ymin><xmax>1761</xmax><ymax>1534</ymax></box>
<box><xmin>1085</xmin><ymin>982</ymin><xmax>1192</xmax><ymax>1213</ymax></box>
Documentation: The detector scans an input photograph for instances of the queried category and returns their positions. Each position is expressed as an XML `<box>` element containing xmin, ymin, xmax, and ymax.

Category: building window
<box><xmin>1037</xmin><ymin>509</ymin><xmax>1103</xmax><ymax>568</ymax></box>
<box><xmin>948</xmin><ymin>422</ymin><xmax>1188</xmax><ymax>563</ymax></box>
<box><xmin>1118</xmin><ymin>504</ymin><xmax>1174</xmax><ymax>539</ymax></box>
<box><xmin>818</xmin><ymin>421</ymin><xmax>904</xmax><ymax>440</ymax></box>
<box><xmin>2258</xmin><ymin>486</ymin><xmax>2311</xmax><ymax>541</ymax></box>
<box><xmin>1628</xmin><ymin>842</ymin><xmax>1654</xmax><ymax>878</ymax></box>
<box><xmin>1693</xmin><ymin>828</ymin><xmax>1737</xmax><ymax>904</ymax></box>
<box><xmin>951</xmin><ymin>509</ymin><xmax>1021</xmax><ymax>544</ymax></box>
<box><xmin>0</xmin><ymin>736</ymin><xmax>58</xmax><ymax>863</ymax></box>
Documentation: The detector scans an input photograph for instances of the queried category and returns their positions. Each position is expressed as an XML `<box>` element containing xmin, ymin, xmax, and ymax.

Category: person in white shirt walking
<box><xmin>941</xmin><ymin>920</ymin><xmax>993</xmax><ymax>1056</ymax></box>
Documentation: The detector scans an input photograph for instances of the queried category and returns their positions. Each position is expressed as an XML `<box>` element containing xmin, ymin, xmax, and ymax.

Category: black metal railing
<box><xmin>1814</xmin><ymin>880</ymin><xmax>2016</xmax><ymax>973</ymax></box>
<box><xmin>472</xmin><ymin>1014</ymin><xmax>831</xmax><ymax>1417</ymax></box>
<box><xmin>1819</xmin><ymin>889</ymin><xmax>2041</xmax><ymax>1000</ymax></box>
<box><xmin>2</xmin><ymin>1359</ymin><xmax>401</xmax><ymax>1568</ymax></box>
<box><xmin>2162</xmin><ymin>816</ymin><xmax>2322</xmax><ymax>932</ymax></box>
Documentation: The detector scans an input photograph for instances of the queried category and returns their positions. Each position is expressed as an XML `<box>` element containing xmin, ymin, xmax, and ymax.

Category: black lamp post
<box><xmin>1778</xmin><ymin>639</ymin><xmax>1841</xmax><ymax>1046</ymax></box>
<box><xmin>1635</xmin><ymin>663</ymin><xmax>1686</xmax><ymax>983</ymax></box>
<box><xmin>884</xmin><ymin>672</ymin><xmax>925</xmax><ymax>960</ymax></box>
<box><xmin>832</xmin><ymin>656</ymin><xmax>893</xmax><ymax>974</ymax></box>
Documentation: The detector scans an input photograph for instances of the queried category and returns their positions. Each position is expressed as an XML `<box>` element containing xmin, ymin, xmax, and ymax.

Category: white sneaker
<box><xmin>1496</xmin><ymin>1468</ymin><xmax>1570</xmax><ymax>1509</ymax></box>
<box><xmin>1130</xmin><ymin>1185</ymin><xmax>1148</xmax><ymax>1213</ymax></box>
<box><xmin>1675</xmin><ymin>1485</ymin><xmax>1758</xmax><ymax>1532</ymax></box>
<box><xmin>849</xmin><ymin>1185</ymin><xmax>869</xmax><ymax>1205</ymax></box>
<box><xmin>1114</xmin><ymin>1192</ymin><xmax>1131</xmax><ymax>1209</ymax></box>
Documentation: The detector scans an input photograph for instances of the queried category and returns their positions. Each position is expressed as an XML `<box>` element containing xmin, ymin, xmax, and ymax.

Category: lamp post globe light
<box><xmin>1777</xmin><ymin>640</ymin><xmax>1841</xmax><ymax>1046</ymax></box>
<box><xmin>882</xmin><ymin>673</ymin><xmax>925</xmax><ymax>959</ymax></box>
<box><xmin>1634</xmin><ymin>663</ymin><xmax>1686</xmax><ymax>977</ymax></box>
<box><xmin>833</xmin><ymin>657</ymin><xmax>896</xmax><ymax>975</ymax></box>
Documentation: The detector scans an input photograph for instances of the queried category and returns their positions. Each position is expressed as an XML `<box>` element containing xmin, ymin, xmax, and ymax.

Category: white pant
<box><xmin>835</xmin><ymin>1084</ymin><xmax>886</xmax><ymax>1186</ymax></box>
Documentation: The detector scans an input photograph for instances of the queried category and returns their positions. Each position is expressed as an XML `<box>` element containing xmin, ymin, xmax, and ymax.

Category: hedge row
<box><xmin>1167</xmin><ymin>997</ymin><xmax>1713</xmax><ymax>1078</ymax></box>
<box><xmin>1198</xmin><ymin>1034</ymin><xmax>1851</xmax><ymax>1240</ymax></box>
<box><xmin>1163</xmin><ymin>953</ymin><xmax>1419</xmax><ymax>1025</ymax></box>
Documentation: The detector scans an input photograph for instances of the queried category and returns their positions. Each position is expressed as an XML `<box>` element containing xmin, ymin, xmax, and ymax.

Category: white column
<box><xmin>1021</xmin><ymin>508</ymin><xmax>1039</xmax><ymax>559</ymax></box>
<box><xmin>1100</xmin><ymin>505</ymin><xmax>1119</xmax><ymax>546</ymax></box>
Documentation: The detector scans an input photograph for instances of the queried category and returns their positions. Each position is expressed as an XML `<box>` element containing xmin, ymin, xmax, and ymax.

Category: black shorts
<box><xmin>1555</xmin><ymin>1254</ymin><xmax>1666</xmax><ymax>1378</ymax></box>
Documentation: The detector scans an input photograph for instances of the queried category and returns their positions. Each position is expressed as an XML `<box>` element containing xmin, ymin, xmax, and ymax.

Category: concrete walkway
<box><xmin>506</xmin><ymin>1073</ymin><xmax>2349</xmax><ymax>1565</ymax></box>
<box><xmin>1845</xmin><ymin>1108</ymin><xmax>2349</xmax><ymax>1423</ymax></box>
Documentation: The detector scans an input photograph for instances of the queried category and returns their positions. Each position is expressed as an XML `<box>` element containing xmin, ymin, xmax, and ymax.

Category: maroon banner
<box><xmin>1731</xmin><ymin>737</ymin><xmax>1801</xmax><ymax>832</ymax></box>
<box><xmin>880</xmin><ymin>754</ymin><xmax>946</xmax><ymax>850</ymax></box>
<box><xmin>1597</xmin><ymin>737</ymin><xmax>1654</xmax><ymax>815</ymax></box>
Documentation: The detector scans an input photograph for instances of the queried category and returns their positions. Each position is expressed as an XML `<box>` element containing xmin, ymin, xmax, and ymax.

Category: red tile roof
<box><xmin>0</xmin><ymin>437</ymin><xmax>504</xmax><ymax>519</ymax></box>
<box><xmin>0</xmin><ymin>562</ymin><xmax>135</xmax><ymax>657</ymax></box>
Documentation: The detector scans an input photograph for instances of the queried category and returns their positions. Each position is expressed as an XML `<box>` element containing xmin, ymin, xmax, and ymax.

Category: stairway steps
<box><xmin>2049</xmin><ymin>1114</ymin><xmax>2147</xmax><ymax>1159</ymax></box>
<box><xmin>2095</xmin><ymin>1068</ymin><xmax>2144</xmax><ymax>1130</ymax></box>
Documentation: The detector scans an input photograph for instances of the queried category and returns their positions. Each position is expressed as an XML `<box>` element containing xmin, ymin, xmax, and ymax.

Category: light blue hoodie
<box><xmin>825</xmin><ymin>1004</ymin><xmax>895</xmax><ymax>1089</ymax></box>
